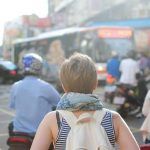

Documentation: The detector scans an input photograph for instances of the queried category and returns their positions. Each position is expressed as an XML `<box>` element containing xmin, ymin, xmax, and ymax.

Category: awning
<box><xmin>86</xmin><ymin>18</ymin><xmax>150</xmax><ymax>28</ymax></box>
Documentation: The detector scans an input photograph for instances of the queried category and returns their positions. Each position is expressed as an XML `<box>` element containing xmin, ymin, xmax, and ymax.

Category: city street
<box><xmin>0</xmin><ymin>0</ymin><xmax>150</xmax><ymax>149</ymax></box>
<box><xmin>0</xmin><ymin>84</ymin><xmax>145</xmax><ymax>149</ymax></box>
<box><xmin>0</xmin><ymin>85</ymin><xmax>14</xmax><ymax>150</ymax></box>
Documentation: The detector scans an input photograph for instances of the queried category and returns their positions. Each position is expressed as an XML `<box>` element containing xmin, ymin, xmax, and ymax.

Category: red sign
<box><xmin>36</xmin><ymin>18</ymin><xmax>51</xmax><ymax>28</ymax></box>
<box><xmin>98</xmin><ymin>27</ymin><xmax>132</xmax><ymax>38</ymax></box>
<box><xmin>22</xmin><ymin>15</ymin><xmax>51</xmax><ymax>28</ymax></box>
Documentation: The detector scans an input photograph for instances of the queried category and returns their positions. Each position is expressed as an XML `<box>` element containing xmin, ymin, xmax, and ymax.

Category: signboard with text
<box><xmin>98</xmin><ymin>27</ymin><xmax>132</xmax><ymax>38</ymax></box>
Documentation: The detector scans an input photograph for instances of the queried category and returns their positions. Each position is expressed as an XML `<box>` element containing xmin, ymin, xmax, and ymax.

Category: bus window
<box><xmin>102</xmin><ymin>38</ymin><xmax>133</xmax><ymax>58</ymax></box>
<box><xmin>79</xmin><ymin>27</ymin><xmax>134</xmax><ymax>62</ymax></box>
<box><xmin>94</xmin><ymin>27</ymin><xmax>134</xmax><ymax>61</ymax></box>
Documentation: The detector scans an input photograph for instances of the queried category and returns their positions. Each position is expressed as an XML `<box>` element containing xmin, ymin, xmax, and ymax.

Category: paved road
<box><xmin>0</xmin><ymin>85</ymin><xmax>145</xmax><ymax>149</ymax></box>
<box><xmin>0</xmin><ymin>85</ymin><xmax>14</xmax><ymax>150</ymax></box>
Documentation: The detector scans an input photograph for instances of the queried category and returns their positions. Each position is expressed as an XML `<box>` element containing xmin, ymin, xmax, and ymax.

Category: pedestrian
<box><xmin>138</xmin><ymin>52</ymin><xmax>150</xmax><ymax>75</ymax></box>
<box><xmin>31</xmin><ymin>53</ymin><xmax>139</xmax><ymax>150</ymax></box>
<box><xmin>134</xmin><ymin>73</ymin><xmax>148</xmax><ymax>118</ymax></box>
<box><xmin>8</xmin><ymin>53</ymin><xmax>60</xmax><ymax>135</ymax></box>
<box><xmin>140</xmin><ymin>90</ymin><xmax>150</xmax><ymax>144</ymax></box>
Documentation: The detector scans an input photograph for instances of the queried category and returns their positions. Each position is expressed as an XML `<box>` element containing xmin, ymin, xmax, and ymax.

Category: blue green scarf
<box><xmin>57</xmin><ymin>92</ymin><xmax>103</xmax><ymax>111</ymax></box>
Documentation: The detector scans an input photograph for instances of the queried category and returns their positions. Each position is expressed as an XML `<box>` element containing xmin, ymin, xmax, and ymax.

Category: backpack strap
<box><xmin>57</xmin><ymin>109</ymin><xmax>107</xmax><ymax>127</ymax></box>
<box><xmin>93</xmin><ymin>109</ymin><xmax>107</xmax><ymax>124</ymax></box>
<box><xmin>57</xmin><ymin>110</ymin><xmax>77</xmax><ymax>127</ymax></box>
<box><xmin>56</xmin><ymin>111</ymin><xmax>61</xmax><ymax>129</ymax></box>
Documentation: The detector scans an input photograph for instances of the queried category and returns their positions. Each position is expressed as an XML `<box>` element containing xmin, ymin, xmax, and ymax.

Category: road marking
<box><xmin>0</xmin><ymin>120</ymin><xmax>10</xmax><ymax>124</ymax></box>
<box><xmin>130</xmin><ymin>127</ymin><xmax>140</xmax><ymax>133</ymax></box>
<box><xmin>0</xmin><ymin>104</ymin><xmax>8</xmax><ymax>107</ymax></box>
<box><xmin>0</xmin><ymin>108</ymin><xmax>15</xmax><ymax>117</ymax></box>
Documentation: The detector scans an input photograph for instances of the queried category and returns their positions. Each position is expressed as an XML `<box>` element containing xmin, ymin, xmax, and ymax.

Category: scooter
<box><xmin>7</xmin><ymin>132</ymin><xmax>54</xmax><ymax>150</ymax></box>
<box><xmin>7</xmin><ymin>132</ymin><xmax>34</xmax><ymax>150</ymax></box>
<box><xmin>104</xmin><ymin>74</ymin><xmax>117</xmax><ymax>103</ymax></box>
<box><xmin>7</xmin><ymin>122</ymin><xmax>54</xmax><ymax>150</ymax></box>
<box><xmin>113</xmin><ymin>83</ymin><xmax>140</xmax><ymax>118</ymax></box>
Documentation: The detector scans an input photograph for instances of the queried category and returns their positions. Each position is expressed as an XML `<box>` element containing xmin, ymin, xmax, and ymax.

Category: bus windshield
<box><xmin>79</xmin><ymin>27</ymin><xmax>134</xmax><ymax>62</ymax></box>
<box><xmin>94</xmin><ymin>38</ymin><xmax>133</xmax><ymax>62</ymax></box>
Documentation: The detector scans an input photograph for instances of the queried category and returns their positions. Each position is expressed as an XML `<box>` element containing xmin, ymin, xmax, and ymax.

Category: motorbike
<box><xmin>7</xmin><ymin>132</ymin><xmax>34</xmax><ymax>150</ymax></box>
<box><xmin>7</xmin><ymin>123</ymin><xmax>54</xmax><ymax>150</ymax></box>
<box><xmin>104</xmin><ymin>74</ymin><xmax>117</xmax><ymax>103</ymax></box>
<box><xmin>140</xmin><ymin>144</ymin><xmax>150</xmax><ymax>150</ymax></box>
<box><xmin>113</xmin><ymin>83</ymin><xmax>140</xmax><ymax>118</ymax></box>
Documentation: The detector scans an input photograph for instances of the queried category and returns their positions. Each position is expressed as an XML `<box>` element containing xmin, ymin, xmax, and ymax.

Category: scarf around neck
<box><xmin>56</xmin><ymin>92</ymin><xmax>103</xmax><ymax>111</ymax></box>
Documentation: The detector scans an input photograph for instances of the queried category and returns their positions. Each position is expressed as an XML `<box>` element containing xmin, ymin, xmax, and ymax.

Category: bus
<box><xmin>12</xmin><ymin>26</ymin><xmax>134</xmax><ymax>84</ymax></box>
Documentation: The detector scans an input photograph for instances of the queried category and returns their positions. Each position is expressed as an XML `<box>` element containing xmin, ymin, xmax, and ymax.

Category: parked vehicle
<box><xmin>0</xmin><ymin>60</ymin><xmax>22</xmax><ymax>84</ymax></box>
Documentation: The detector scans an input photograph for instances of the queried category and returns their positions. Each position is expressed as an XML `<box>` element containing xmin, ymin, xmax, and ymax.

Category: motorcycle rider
<box><xmin>119</xmin><ymin>51</ymin><xmax>141</xmax><ymax>115</ymax></box>
<box><xmin>119</xmin><ymin>50</ymin><xmax>140</xmax><ymax>87</ymax></box>
<box><xmin>8</xmin><ymin>53</ymin><xmax>60</xmax><ymax>135</ymax></box>
<box><xmin>106</xmin><ymin>51</ymin><xmax>121</xmax><ymax>80</ymax></box>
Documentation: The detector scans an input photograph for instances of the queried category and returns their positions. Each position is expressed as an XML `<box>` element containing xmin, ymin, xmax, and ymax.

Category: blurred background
<box><xmin>0</xmin><ymin>0</ymin><xmax>150</xmax><ymax>85</ymax></box>
<box><xmin>1</xmin><ymin>0</ymin><xmax>150</xmax><ymax>60</ymax></box>
<box><xmin>0</xmin><ymin>0</ymin><xmax>150</xmax><ymax>149</ymax></box>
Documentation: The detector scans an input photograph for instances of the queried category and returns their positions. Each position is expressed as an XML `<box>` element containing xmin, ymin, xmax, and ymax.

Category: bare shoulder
<box><xmin>111</xmin><ymin>110</ymin><xmax>121</xmax><ymax>120</ymax></box>
<box><xmin>45</xmin><ymin>111</ymin><xmax>57</xmax><ymax>119</ymax></box>
<box><xmin>108</xmin><ymin>111</ymin><xmax>140</xmax><ymax>149</ymax></box>
<box><xmin>111</xmin><ymin>110</ymin><xmax>124</xmax><ymax>127</ymax></box>
<box><xmin>42</xmin><ymin>111</ymin><xmax>57</xmax><ymax>127</ymax></box>
<box><xmin>105</xmin><ymin>109</ymin><xmax>121</xmax><ymax>120</ymax></box>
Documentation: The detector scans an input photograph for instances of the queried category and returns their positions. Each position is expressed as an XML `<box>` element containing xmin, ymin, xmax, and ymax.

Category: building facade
<box><xmin>2</xmin><ymin>15</ymin><xmax>51</xmax><ymax>59</ymax></box>
<box><xmin>48</xmin><ymin>0</ymin><xmax>150</xmax><ymax>55</ymax></box>
<box><xmin>48</xmin><ymin>0</ymin><xmax>150</xmax><ymax>28</ymax></box>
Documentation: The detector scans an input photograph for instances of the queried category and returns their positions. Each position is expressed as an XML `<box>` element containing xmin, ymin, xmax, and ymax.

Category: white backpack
<box><xmin>58</xmin><ymin>109</ymin><xmax>115</xmax><ymax>150</ymax></box>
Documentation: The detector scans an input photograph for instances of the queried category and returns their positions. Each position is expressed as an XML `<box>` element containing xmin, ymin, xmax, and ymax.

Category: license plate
<box><xmin>105</xmin><ymin>85</ymin><xmax>116</xmax><ymax>92</ymax></box>
<box><xmin>113</xmin><ymin>96</ymin><xmax>125</xmax><ymax>105</ymax></box>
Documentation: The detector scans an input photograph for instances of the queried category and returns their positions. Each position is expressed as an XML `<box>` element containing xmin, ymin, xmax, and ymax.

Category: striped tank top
<box><xmin>55</xmin><ymin>111</ymin><xmax>116</xmax><ymax>149</ymax></box>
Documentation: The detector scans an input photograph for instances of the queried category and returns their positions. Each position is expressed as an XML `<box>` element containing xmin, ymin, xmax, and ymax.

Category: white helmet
<box><xmin>22</xmin><ymin>53</ymin><xmax>43</xmax><ymax>75</ymax></box>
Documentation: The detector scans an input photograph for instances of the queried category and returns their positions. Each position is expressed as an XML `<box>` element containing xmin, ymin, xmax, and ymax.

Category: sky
<box><xmin>0</xmin><ymin>0</ymin><xmax>48</xmax><ymax>45</ymax></box>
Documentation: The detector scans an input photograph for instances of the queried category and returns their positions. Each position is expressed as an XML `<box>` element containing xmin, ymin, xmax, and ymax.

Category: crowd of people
<box><xmin>106</xmin><ymin>50</ymin><xmax>150</xmax><ymax>145</ymax></box>
<box><xmin>106</xmin><ymin>51</ymin><xmax>149</xmax><ymax>118</ymax></box>
<box><xmin>7</xmin><ymin>51</ymin><xmax>150</xmax><ymax>149</ymax></box>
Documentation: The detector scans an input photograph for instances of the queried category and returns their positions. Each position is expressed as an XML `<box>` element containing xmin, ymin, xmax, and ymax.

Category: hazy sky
<box><xmin>0</xmin><ymin>0</ymin><xmax>48</xmax><ymax>45</ymax></box>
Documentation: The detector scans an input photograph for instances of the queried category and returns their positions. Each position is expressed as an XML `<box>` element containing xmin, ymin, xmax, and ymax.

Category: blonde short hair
<box><xmin>60</xmin><ymin>53</ymin><xmax>97</xmax><ymax>93</ymax></box>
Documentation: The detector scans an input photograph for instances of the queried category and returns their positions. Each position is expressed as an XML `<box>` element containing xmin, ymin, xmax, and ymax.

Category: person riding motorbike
<box><xmin>7</xmin><ymin>53</ymin><xmax>60</xmax><ymax>149</ymax></box>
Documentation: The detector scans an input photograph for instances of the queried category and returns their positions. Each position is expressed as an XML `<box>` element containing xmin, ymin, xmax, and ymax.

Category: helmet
<box><xmin>111</xmin><ymin>51</ymin><xmax>118</xmax><ymax>58</ymax></box>
<box><xmin>22</xmin><ymin>53</ymin><xmax>43</xmax><ymax>75</ymax></box>
<box><xmin>127</xmin><ymin>50</ymin><xmax>135</xmax><ymax>59</ymax></box>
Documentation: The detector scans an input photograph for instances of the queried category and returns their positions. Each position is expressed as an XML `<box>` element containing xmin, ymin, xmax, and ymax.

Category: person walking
<box><xmin>9</xmin><ymin>53</ymin><xmax>60</xmax><ymax>135</ymax></box>
<box><xmin>134</xmin><ymin>73</ymin><xmax>148</xmax><ymax>118</ymax></box>
<box><xmin>138</xmin><ymin>52</ymin><xmax>150</xmax><ymax>75</ymax></box>
<box><xmin>31</xmin><ymin>53</ymin><xmax>139</xmax><ymax>150</ymax></box>
<box><xmin>140</xmin><ymin>90</ymin><xmax>150</xmax><ymax>144</ymax></box>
